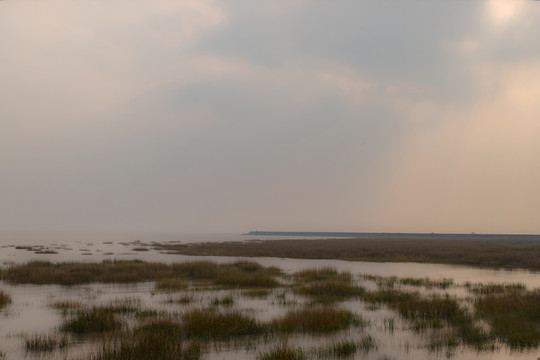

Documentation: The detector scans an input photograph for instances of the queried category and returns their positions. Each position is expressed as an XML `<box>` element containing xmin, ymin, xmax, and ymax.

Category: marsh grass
<box><xmin>294</xmin><ymin>268</ymin><xmax>364</xmax><ymax>303</ymax></box>
<box><xmin>182</xmin><ymin>308</ymin><xmax>263</xmax><ymax>340</ymax></box>
<box><xmin>243</xmin><ymin>289</ymin><xmax>271</xmax><ymax>298</ymax></box>
<box><xmin>89</xmin><ymin>320</ymin><xmax>201</xmax><ymax>360</ymax></box>
<box><xmin>399</xmin><ymin>277</ymin><xmax>453</xmax><ymax>289</ymax></box>
<box><xmin>155</xmin><ymin>237</ymin><xmax>540</xmax><ymax>271</ymax></box>
<box><xmin>4</xmin><ymin>260</ymin><xmax>282</xmax><ymax>288</ymax></box>
<box><xmin>465</xmin><ymin>282</ymin><xmax>526</xmax><ymax>295</ymax></box>
<box><xmin>0</xmin><ymin>291</ymin><xmax>11</xmax><ymax>309</ymax></box>
<box><xmin>271</xmin><ymin>307</ymin><xmax>362</xmax><ymax>333</ymax></box>
<box><xmin>358</xmin><ymin>335</ymin><xmax>377</xmax><ymax>352</ymax></box>
<box><xmin>475</xmin><ymin>289</ymin><xmax>540</xmax><ymax>348</ymax></box>
<box><xmin>211</xmin><ymin>295</ymin><xmax>234</xmax><ymax>307</ymax></box>
<box><xmin>427</xmin><ymin>334</ymin><xmax>459</xmax><ymax>357</ymax></box>
<box><xmin>316</xmin><ymin>339</ymin><xmax>357</xmax><ymax>358</ymax></box>
<box><xmin>24</xmin><ymin>333</ymin><xmax>68</xmax><ymax>352</ymax></box>
<box><xmin>155</xmin><ymin>277</ymin><xmax>187</xmax><ymax>292</ymax></box>
<box><xmin>365</xmin><ymin>289</ymin><xmax>491</xmax><ymax>348</ymax></box>
<box><xmin>259</xmin><ymin>343</ymin><xmax>306</xmax><ymax>360</ymax></box>
<box><xmin>61</xmin><ymin>306</ymin><xmax>122</xmax><ymax>334</ymax></box>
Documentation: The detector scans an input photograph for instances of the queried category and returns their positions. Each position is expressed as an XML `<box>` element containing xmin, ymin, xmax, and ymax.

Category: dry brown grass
<box><xmin>155</xmin><ymin>237</ymin><xmax>540</xmax><ymax>271</ymax></box>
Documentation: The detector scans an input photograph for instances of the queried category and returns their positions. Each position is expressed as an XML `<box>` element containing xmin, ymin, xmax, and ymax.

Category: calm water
<box><xmin>1</xmin><ymin>231</ymin><xmax>540</xmax><ymax>360</ymax></box>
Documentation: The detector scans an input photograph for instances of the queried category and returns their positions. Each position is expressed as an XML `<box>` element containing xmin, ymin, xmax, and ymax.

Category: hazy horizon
<box><xmin>2</xmin><ymin>1</ymin><xmax>540</xmax><ymax>235</ymax></box>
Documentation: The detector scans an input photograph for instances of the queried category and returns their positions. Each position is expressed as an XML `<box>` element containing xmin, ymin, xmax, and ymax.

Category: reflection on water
<box><xmin>1</xmin><ymin>231</ymin><xmax>540</xmax><ymax>359</ymax></box>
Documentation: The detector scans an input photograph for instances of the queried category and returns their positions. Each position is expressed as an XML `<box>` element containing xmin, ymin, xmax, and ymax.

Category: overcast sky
<box><xmin>1</xmin><ymin>0</ymin><xmax>540</xmax><ymax>234</ymax></box>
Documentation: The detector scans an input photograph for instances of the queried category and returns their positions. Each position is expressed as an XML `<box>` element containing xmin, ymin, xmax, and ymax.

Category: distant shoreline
<box><xmin>245</xmin><ymin>231</ymin><xmax>540</xmax><ymax>240</ymax></box>
<box><xmin>155</xmin><ymin>236</ymin><xmax>540</xmax><ymax>271</ymax></box>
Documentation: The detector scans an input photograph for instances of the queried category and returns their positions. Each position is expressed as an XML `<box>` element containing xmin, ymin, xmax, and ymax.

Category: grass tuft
<box><xmin>259</xmin><ymin>344</ymin><xmax>306</xmax><ymax>360</ymax></box>
<box><xmin>25</xmin><ymin>333</ymin><xmax>69</xmax><ymax>352</ymax></box>
<box><xmin>183</xmin><ymin>308</ymin><xmax>263</xmax><ymax>340</ymax></box>
<box><xmin>89</xmin><ymin>320</ymin><xmax>201</xmax><ymax>360</ymax></box>
<box><xmin>0</xmin><ymin>291</ymin><xmax>11</xmax><ymax>309</ymax></box>
<box><xmin>271</xmin><ymin>307</ymin><xmax>361</xmax><ymax>333</ymax></box>
<box><xmin>61</xmin><ymin>306</ymin><xmax>122</xmax><ymax>334</ymax></box>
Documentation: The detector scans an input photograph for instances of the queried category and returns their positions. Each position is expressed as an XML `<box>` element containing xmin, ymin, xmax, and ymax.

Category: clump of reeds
<box><xmin>358</xmin><ymin>335</ymin><xmax>376</xmax><ymax>352</ymax></box>
<box><xmin>360</xmin><ymin>274</ymin><xmax>398</xmax><ymax>289</ymax></box>
<box><xmin>271</xmin><ymin>307</ymin><xmax>362</xmax><ymax>333</ymax></box>
<box><xmin>51</xmin><ymin>300</ymin><xmax>83</xmax><ymax>311</ymax></box>
<box><xmin>166</xmin><ymin>295</ymin><xmax>195</xmax><ymax>305</ymax></box>
<box><xmin>3</xmin><ymin>260</ymin><xmax>173</xmax><ymax>285</ymax></box>
<box><xmin>61</xmin><ymin>306</ymin><xmax>122</xmax><ymax>334</ymax></box>
<box><xmin>294</xmin><ymin>267</ymin><xmax>345</xmax><ymax>282</ymax></box>
<box><xmin>24</xmin><ymin>333</ymin><xmax>68</xmax><ymax>352</ymax></box>
<box><xmin>3</xmin><ymin>260</ymin><xmax>282</xmax><ymax>288</ymax></box>
<box><xmin>211</xmin><ymin>295</ymin><xmax>234</xmax><ymax>307</ymax></box>
<box><xmin>0</xmin><ymin>291</ymin><xmax>11</xmax><ymax>309</ymax></box>
<box><xmin>182</xmin><ymin>308</ymin><xmax>263</xmax><ymax>340</ymax></box>
<box><xmin>243</xmin><ymin>289</ymin><xmax>271</xmax><ymax>298</ymax></box>
<box><xmin>155</xmin><ymin>277</ymin><xmax>186</xmax><ymax>292</ymax></box>
<box><xmin>89</xmin><ymin>320</ymin><xmax>201</xmax><ymax>360</ymax></box>
<box><xmin>399</xmin><ymin>277</ymin><xmax>453</xmax><ymax>289</ymax></box>
<box><xmin>259</xmin><ymin>343</ymin><xmax>306</xmax><ymax>360</ymax></box>
<box><xmin>365</xmin><ymin>289</ymin><xmax>491</xmax><ymax>349</ymax></box>
<box><xmin>427</xmin><ymin>334</ymin><xmax>459</xmax><ymax>356</ymax></box>
<box><xmin>465</xmin><ymin>282</ymin><xmax>526</xmax><ymax>295</ymax></box>
<box><xmin>475</xmin><ymin>288</ymin><xmax>540</xmax><ymax>348</ymax></box>
<box><xmin>316</xmin><ymin>339</ymin><xmax>357</xmax><ymax>358</ymax></box>
<box><xmin>294</xmin><ymin>268</ymin><xmax>364</xmax><ymax>303</ymax></box>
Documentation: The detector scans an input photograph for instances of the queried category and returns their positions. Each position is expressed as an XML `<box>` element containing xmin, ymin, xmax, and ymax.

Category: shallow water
<box><xmin>2</xmin><ymin>231</ymin><xmax>540</xmax><ymax>360</ymax></box>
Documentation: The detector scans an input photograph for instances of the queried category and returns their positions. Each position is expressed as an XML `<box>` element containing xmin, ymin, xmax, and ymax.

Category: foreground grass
<box><xmin>259</xmin><ymin>344</ymin><xmax>306</xmax><ymax>360</ymax></box>
<box><xmin>88</xmin><ymin>320</ymin><xmax>201</xmax><ymax>360</ymax></box>
<box><xmin>271</xmin><ymin>307</ymin><xmax>362</xmax><ymax>333</ymax></box>
<box><xmin>24</xmin><ymin>333</ymin><xmax>68</xmax><ymax>352</ymax></box>
<box><xmin>365</xmin><ymin>289</ymin><xmax>491</xmax><ymax>349</ymax></box>
<box><xmin>183</xmin><ymin>308</ymin><xmax>263</xmax><ymax>340</ymax></box>
<box><xmin>475</xmin><ymin>289</ymin><xmax>540</xmax><ymax>348</ymax></box>
<box><xmin>61</xmin><ymin>306</ymin><xmax>123</xmax><ymax>334</ymax></box>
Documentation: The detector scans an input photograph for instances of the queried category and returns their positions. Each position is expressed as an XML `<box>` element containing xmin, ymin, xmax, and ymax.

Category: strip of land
<box><xmin>154</xmin><ymin>237</ymin><xmax>540</xmax><ymax>271</ymax></box>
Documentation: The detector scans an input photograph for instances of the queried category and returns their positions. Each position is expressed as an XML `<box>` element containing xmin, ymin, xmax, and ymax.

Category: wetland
<box><xmin>2</xmin><ymin>232</ymin><xmax>540</xmax><ymax>359</ymax></box>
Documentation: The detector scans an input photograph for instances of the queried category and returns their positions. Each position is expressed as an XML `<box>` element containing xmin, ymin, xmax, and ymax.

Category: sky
<box><xmin>1</xmin><ymin>0</ymin><xmax>540</xmax><ymax>235</ymax></box>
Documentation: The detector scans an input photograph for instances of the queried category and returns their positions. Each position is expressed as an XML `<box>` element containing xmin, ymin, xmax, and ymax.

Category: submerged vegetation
<box><xmin>0</xmin><ymin>290</ymin><xmax>10</xmax><ymax>309</ymax></box>
<box><xmin>271</xmin><ymin>307</ymin><xmax>362</xmax><ymax>333</ymax></box>
<box><xmin>89</xmin><ymin>320</ymin><xmax>201</xmax><ymax>360</ymax></box>
<box><xmin>1</xmin><ymin>259</ymin><xmax>540</xmax><ymax>359</ymax></box>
